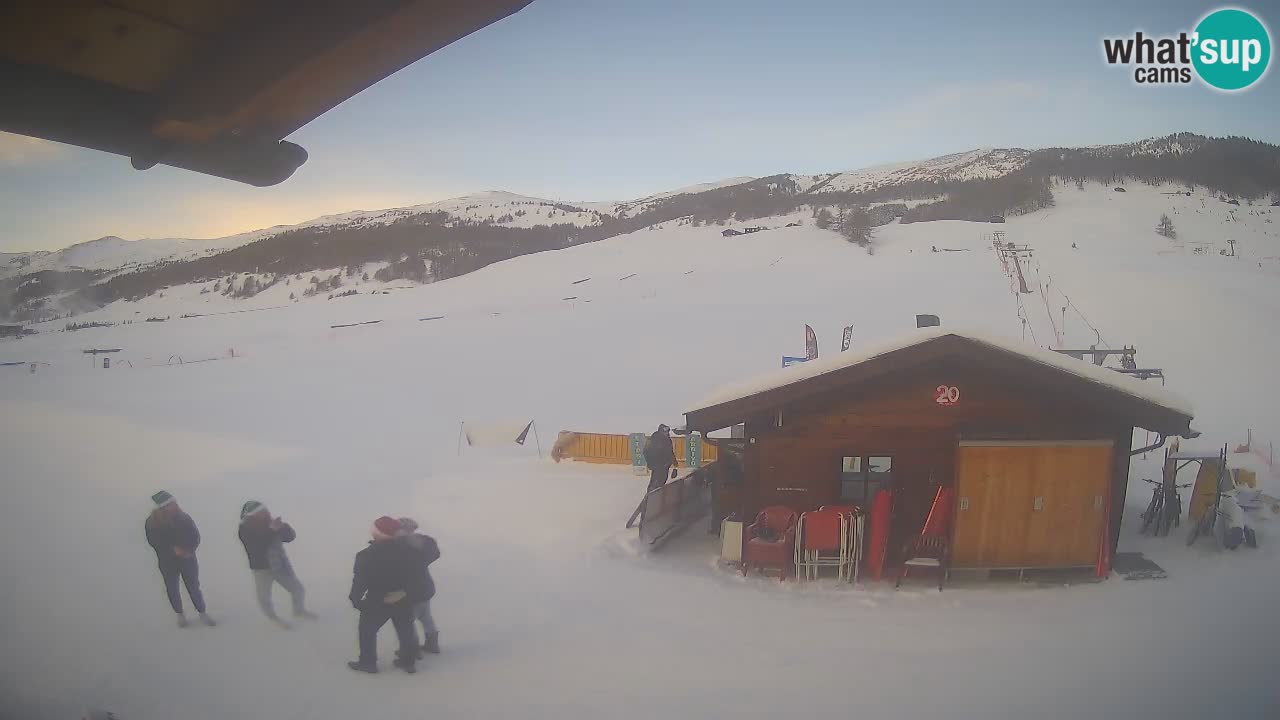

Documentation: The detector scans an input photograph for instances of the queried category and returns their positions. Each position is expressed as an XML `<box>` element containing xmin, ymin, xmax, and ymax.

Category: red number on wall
<box><xmin>935</xmin><ymin>385</ymin><xmax>960</xmax><ymax>406</ymax></box>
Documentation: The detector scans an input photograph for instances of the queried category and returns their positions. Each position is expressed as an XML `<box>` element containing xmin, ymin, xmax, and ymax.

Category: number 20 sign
<box><xmin>935</xmin><ymin>385</ymin><xmax>960</xmax><ymax>406</ymax></box>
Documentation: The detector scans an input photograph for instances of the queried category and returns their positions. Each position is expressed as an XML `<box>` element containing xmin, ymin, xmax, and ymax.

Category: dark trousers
<box><xmin>648</xmin><ymin>465</ymin><xmax>671</xmax><ymax>492</ymax></box>
<box><xmin>159</xmin><ymin>556</ymin><xmax>205</xmax><ymax>614</ymax></box>
<box><xmin>357</xmin><ymin>602</ymin><xmax>416</xmax><ymax>666</ymax></box>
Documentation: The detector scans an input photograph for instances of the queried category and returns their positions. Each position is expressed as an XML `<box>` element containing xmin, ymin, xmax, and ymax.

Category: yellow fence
<box><xmin>552</xmin><ymin>431</ymin><xmax>718</xmax><ymax>467</ymax></box>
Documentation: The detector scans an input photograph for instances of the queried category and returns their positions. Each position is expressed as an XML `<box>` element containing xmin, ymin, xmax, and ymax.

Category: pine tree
<box><xmin>815</xmin><ymin>208</ymin><xmax>834</xmax><ymax>229</ymax></box>
<box><xmin>1157</xmin><ymin>213</ymin><xmax>1177</xmax><ymax>239</ymax></box>
<box><xmin>840</xmin><ymin>206</ymin><xmax>874</xmax><ymax>249</ymax></box>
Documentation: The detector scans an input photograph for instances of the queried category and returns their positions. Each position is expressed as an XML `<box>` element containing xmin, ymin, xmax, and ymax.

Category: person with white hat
<box><xmin>238</xmin><ymin>500</ymin><xmax>316</xmax><ymax>628</ymax></box>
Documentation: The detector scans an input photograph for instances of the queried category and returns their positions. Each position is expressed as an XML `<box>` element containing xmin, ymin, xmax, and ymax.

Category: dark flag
<box><xmin>805</xmin><ymin>325</ymin><xmax>818</xmax><ymax>360</ymax></box>
<box><xmin>841</xmin><ymin>325</ymin><xmax>853</xmax><ymax>352</ymax></box>
<box><xmin>514</xmin><ymin>420</ymin><xmax>534</xmax><ymax>446</ymax></box>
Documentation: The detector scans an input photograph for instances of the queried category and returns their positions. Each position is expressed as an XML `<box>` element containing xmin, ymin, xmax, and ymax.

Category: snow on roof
<box><xmin>688</xmin><ymin>326</ymin><xmax>1194</xmax><ymax>419</ymax></box>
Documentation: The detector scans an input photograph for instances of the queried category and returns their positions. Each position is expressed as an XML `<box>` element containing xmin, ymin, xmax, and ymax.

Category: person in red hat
<box><xmin>347</xmin><ymin>516</ymin><xmax>427</xmax><ymax>674</ymax></box>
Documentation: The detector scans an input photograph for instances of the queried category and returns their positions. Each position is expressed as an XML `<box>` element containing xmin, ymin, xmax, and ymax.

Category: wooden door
<box><xmin>953</xmin><ymin>442</ymin><xmax>1112</xmax><ymax>568</ymax></box>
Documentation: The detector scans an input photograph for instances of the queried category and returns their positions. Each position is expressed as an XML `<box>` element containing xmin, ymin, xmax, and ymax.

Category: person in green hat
<box><xmin>144</xmin><ymin>491</ymin><xmax>215</xmax><ymax>627</ymax></box>
<box><xmin>238</xmin><ymin>500</ymin><xmax>315</xmax><ymax>627</ymax></box>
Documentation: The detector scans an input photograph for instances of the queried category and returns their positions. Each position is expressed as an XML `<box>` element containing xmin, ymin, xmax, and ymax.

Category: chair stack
<box><xmin>795</xmin><ymin>506</ymin><xmax>866</xmax><ymax>582</ymax></box>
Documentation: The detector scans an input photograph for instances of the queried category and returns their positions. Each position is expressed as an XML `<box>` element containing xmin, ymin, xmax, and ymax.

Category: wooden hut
<box><xmin>684</xmin><ymin>329</ymin><xmax>1195</xmax><ymax>574</ymax></box>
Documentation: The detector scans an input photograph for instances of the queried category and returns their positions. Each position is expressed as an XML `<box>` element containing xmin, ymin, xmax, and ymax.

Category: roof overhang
<box><xmin>0</xmin><ymin>0</ymin><xmax>531</xmax><ymax>185</ymax></box>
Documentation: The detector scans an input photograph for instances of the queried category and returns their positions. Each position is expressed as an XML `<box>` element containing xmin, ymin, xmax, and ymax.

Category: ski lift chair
<box><xmin>743</xmin><ymin>506</ymin><xmax>798</xmax><ymax>581</ymax></box>
<box><xmin>895</xmin><ymin>535</ymin><xmax>951</xmax><ymax>591</ymax></box>
<box><xmin>794</xmin><ymin>509</ymin><xmax>849</xmax><ymax>581</ymax></box>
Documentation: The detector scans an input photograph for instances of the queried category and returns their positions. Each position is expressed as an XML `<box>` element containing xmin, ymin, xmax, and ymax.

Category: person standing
<box><xmin>238</xmin><ymin>500</ymin><xmax>316</xmax><ymax>628</ymax></box>
<box><xmin>644</xmin><ymin>424</ymin><xmax>677</xmax><ymax>492</ymax></box>
<box><xmin>347</xmin><ymin>516</ymin><xmax>425</xmax><ymax>674</ymax></box>
<box><xmin>144</xmin><ymin>491</ymin><xmax>215</xmax><ymax>627</ymax></box>
<box><xmin>396</xmin><ymin>517</ymin><xmax>441</xmax><ymax>657</ymax></box>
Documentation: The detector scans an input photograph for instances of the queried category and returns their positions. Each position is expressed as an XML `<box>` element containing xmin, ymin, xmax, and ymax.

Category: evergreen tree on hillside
<box><xmin>840</xmin><ymin>206</ymin><xmax>874</xmax><ymax>249</ymax></box>
<box><xmin>1157</xmin><ymin>214</ymin><xmax>1177</xmax><ymax>239</ymax></box>
<box><xmin>815</xmin><ymin>208</ymin><xmax>834</xmax><ymax>229</ymax></box>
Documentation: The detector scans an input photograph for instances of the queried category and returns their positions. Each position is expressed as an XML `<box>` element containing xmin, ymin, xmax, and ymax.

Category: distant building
<box><xmin>1113</xmin><ymin>187</ymin><xmax>1126</xmax><ymax>193</ymax></box>
<box><xmin>0</xmin><ymin>325</ymin><xmax>29</xmax><ymax>338</ymax></box>
<box><xmin>721</xmin><ymin>229</ymin><xmax>743</xmax><ymax>237</ymax></box>
<box><xmin>786</xmin><ymin>222</ymin><xmax>801</xmax><ymax>227</ymax></box>
<box><xmin>988</xmin><ymin>215</ymin><xmax>1005</xmax><ymax>223</ymax></box>
<box><xmin>743</xmin><ymin>226</ymin><xmax>765</xmax><ymax>234</ymax></box>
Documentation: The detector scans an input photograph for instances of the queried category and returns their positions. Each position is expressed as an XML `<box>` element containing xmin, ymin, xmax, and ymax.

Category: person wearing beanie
<box><xmin>643</xmin><ymin>424</ymin><xmax>677</xmax><ymax>492</ymax></box>
<box><xmin>238</xmin><ymin>500</ymin><xmax>315</xmax><ymax>627</ymax></box>
<box><xmin>144</xmin><ymin>491</ymin><xmax>215</xmax><ymax>627</ymax></box>
<box><xmin>347</xmin><ymin>516</ymin><xmax>427</xmax><ymax>674</ymax></box>
<box><xmin>396</xmin><ymin>517</ymin><xmax>442</xmax><ymax>657</ymax></box>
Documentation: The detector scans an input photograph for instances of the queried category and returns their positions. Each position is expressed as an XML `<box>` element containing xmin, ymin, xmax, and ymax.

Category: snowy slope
<box><xmin>2</xmin><ymin>186</ymin><xmax>1279</xmax><ymax>717</ymax></box>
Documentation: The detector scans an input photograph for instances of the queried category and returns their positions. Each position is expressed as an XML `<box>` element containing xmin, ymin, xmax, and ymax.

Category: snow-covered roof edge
<box><xmin>688</xmin><ymin>326</ymin><xmax>1194</xmax><ymax>420</ymax></box>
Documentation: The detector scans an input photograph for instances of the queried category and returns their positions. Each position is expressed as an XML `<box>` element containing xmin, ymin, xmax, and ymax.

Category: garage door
<box><xmin>952</xmin><ymin>441</ymin><xmax>1112</xmax><ymax>568</ymax></box>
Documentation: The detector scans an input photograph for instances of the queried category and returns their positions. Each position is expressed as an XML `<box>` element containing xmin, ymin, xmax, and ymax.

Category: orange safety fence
<box><xmin>551</xmin><ymin>431</ymin><xmax>718</xmax><ymax>467</ymax></box>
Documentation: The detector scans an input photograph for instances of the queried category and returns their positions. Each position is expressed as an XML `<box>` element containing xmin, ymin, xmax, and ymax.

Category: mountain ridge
<box><xmin>3</xmin><ymin>132</ymin><xmax>1278</xmax><ymax>323</ymax></box>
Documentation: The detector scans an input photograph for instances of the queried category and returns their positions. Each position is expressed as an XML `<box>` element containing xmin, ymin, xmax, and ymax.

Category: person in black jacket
<box><xmin>644</xmin><ymin>424</ymin><xmax>677</xmax><ymax>492</ymax></box>
<box><xmin>144</xmin><ymin>491</ymin><xmax>215</xmax><ymax>627</ymax></box>
<box><xmin>396</xmin><ymin>517</ymin><xmax>441</xmax><ymax>657</ymax></box>
<box><xmin>347</xmin><ymin>516</ymin><xmax>425</xmax><ymax>674</ymax></box>
<box><xmin>238</xmin><ymin>500</ymin><xmax>315</xmax><ymax>627</ymax></box>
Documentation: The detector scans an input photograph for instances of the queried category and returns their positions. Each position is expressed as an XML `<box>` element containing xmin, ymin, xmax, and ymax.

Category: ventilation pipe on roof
<box><xmin>916</xmin><ymin>314</ymin><xmax>940</xmax><ymax>328</ymax></box>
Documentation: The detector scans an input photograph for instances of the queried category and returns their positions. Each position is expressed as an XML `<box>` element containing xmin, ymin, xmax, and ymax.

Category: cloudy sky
<box><xmin>2</xmin><ymin>0</ymin><xmax>1277</xmax><ymax>251</ymax></box>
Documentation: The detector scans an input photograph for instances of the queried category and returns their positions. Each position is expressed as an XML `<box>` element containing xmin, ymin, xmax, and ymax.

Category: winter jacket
<box><xmin>238</xmin><ymin>522</ymin><xmax>296</xmax><ymax>574</ymax></box>
<box><xmin>644</xmin><ymin>431</ymin><xmax>676</xmax><ymax>468</ymax></box>
<box><xmin>349</xmin><ymin>539</ymin><xmax>427</xmax><ymax>611</ymax></box>
<box><xmin>401</xmin><ymin>533</ymin><xmax>440</xmax><ymax>601</ymax></box>
<box><xmin>145</xmin><ymin>511</ymin><xmax>200</xmax><ymax>566</ymax></box>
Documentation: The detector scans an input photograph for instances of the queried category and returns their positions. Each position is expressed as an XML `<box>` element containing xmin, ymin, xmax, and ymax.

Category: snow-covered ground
<box><xmin>1</xmin><ymin>182</ymin><xmax>1278</xmax><ymax>719</ymax></box>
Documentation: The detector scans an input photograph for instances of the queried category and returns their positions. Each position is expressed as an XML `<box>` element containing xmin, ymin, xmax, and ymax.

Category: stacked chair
<box><xmin>795</xmin><ymin>505</ymin><xmax>866</xmax><ymax>582</ymax></box>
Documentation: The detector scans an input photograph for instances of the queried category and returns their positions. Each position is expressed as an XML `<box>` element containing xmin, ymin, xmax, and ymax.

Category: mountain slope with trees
<box><xmin>3</xmin><ymin>133</ymin><xmax>1277</xmax><ymax>323</ymax></box>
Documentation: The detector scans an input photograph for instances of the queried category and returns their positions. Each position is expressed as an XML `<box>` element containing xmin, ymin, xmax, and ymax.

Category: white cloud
<box><xmin>0</xmin><ymin>132</ymin><xmax>64</xmax><ymax>165</ymax></box>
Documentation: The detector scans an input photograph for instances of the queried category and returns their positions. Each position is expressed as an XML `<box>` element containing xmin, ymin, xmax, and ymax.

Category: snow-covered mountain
<box><xmin>0</xmin><ymin>150</ymin><xmax>1034</xmax><ymax>279</ymax></box>
<box><xmin>794</xmin><ymin>148</ymin><xmax>1030</xmax><ymax>194</ymax></box>
<box><xmin>4</xmin><ymin>133</ymin><xmax>1277</xmax><ymax>328</ymax></box>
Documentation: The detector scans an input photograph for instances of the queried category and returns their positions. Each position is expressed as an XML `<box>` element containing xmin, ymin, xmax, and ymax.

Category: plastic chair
<box><xmin>820</xmin><ymin>505</ymin><xmax>865</xmax><ymax>582</ymax></box>
<box><xmin>743</xmin><ymin>506</ymin><xmax>798</xmax><ymax>580</ymax></box>
<box><xmin>795</xmin><ymin>510</ymin><xmax>847</xmax><ymax>580</ymax></box>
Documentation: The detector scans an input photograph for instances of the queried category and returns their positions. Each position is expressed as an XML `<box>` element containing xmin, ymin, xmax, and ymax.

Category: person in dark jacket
<box><xmin>396</xmin><ymin>517</ymin><xmax>441</xmax><ymax>657</ymax></box>
<box><xmin>238</xmin><ymin>500</ymin><xmax>315</xmax><ymax>627</ymax></box>
<box><xmin>644</xmin><ymin>424</ymin><xmax>677</xmax><ymax>492</ymax></box>
<box><xmin>144</xmin><ymin>491</ymin><xmax>215</xmax><ymax>627</ymax></box>
<box><xmin>347</xmin><ymin>516</ymin><xmax>425</xmax><ymax>674</ymax></box>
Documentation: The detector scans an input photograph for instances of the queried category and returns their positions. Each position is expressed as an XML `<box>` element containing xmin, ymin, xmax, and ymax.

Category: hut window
<box><xmin>839</xmin><ymin>455</ymin><xmax>894</xmax><ymax>505</ymax></box>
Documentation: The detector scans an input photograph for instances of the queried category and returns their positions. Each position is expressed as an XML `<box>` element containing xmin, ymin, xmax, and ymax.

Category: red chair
<box><xmin>795</xmin><ymin>509</ymin><xmax>847</xmax><ymax>581</ymax></box>
<box><xmin>743</xmin><ymin>506</ymin><xmax>798</xmax><ymax>580</ymax></box>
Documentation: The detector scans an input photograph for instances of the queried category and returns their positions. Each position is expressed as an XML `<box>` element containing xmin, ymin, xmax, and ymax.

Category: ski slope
<box><xmin>1</xmin><ymin>182</ymin><xmax>1278</xmax><ymax>719</ymax></box>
